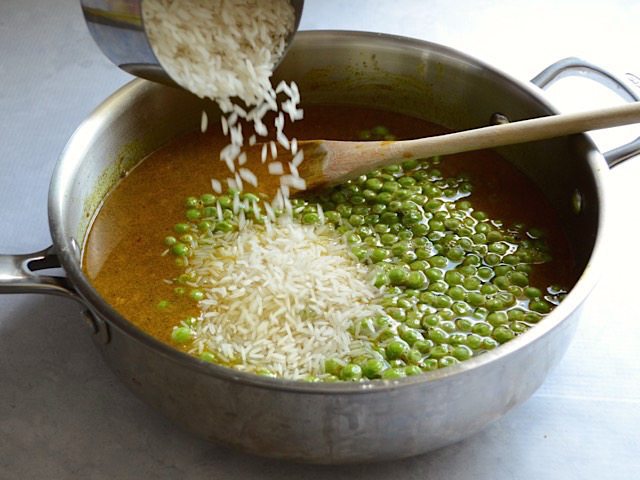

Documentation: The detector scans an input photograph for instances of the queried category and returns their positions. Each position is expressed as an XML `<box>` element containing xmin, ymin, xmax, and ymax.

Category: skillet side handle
<box><xmin>0</xmin><ymin>245</ymin><xmax>80</xmax><ymax>301</ymax></box>
<box><xmin>531</xmin><ymin>57</ymin><xmax>640</xmax><ymax>168</ymax></box>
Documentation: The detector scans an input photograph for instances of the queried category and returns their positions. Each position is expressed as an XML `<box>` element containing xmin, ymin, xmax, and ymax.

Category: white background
<box><xmin>1</xmin><ymin>1</ymin><xmax>639</xmax><ymax>478</ymax></box>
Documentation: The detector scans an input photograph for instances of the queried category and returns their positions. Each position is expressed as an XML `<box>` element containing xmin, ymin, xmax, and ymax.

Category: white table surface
<box><xmin>1</xmin><ymin>0</ymin><xmax>639</xmax><ymax>478</ymax></box>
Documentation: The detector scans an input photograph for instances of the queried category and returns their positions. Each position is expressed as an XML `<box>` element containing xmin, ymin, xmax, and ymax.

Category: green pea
<box><xmin>388</xmin><ymin>268</ymin><xmax>409</xmax><ymax>285</ymax></box>
<box><xmin>184</xmin><ymin>196</ymin><xmax>199</xmax><ymax>208</ymax></box>
<box><xmin>324</xmin><ymin>358</ymin><xmax>344</xmax><ymax>376</ymax></box>
<box><xmin>156</xmin><ymin>299</ymin><xmax>170</xmax><ymax>310</ymax></box>
<box><xmin>480</xmin><ymin>283</ymin><xmax>498</xmax><ymax>295</ymax></box>
<box><xmin>472</xmin><ymin>322</ymin><xmax>492</xmax><ymax>336</ymax></box>
<box><xmin>380</xmin><ymin>212</ymin><xmax>399</xmax><ymax>225</ymax></box>
<box><xmin>413</xmin><ymin>339</ymin><xmax>434</xmax><ymax>354</ymax></box>
<box><xmin>358</xmin><ymin>212</ymin><xmax>377</xmax><ymax>225</ymax></box>
<box><xmin>494</xmin><ymin>265</ymin><xmax>513</xmax><ymax>276</ymax></box>
<box><xmin>429</xmin><ymin>219</ymin><xmax>445</xmax><ymax>232</ymax></box>
<box><xmin>189</xmin><ymin>289</ymin><xmax>204</xmax><ymax>301</ymax></box>
<box><xmin>428</xmin><ymin>344</ymin><xmax>450</xmax><ymax>359</ymax></box>
<box><xmin>385</xmin><ymin>340</ymin><xmax>409</xmax><ymax>360</ymax></box>
<box><xmin>465</xmin><ymin>333</ymin><xmax>483</xmax><ymax>349</ymax></box>
<box><xmin>241</xmin><ymin>192</ymin><xmax>260</xmax><ymax>203</ymax></box>
<box><xmin>399</xmin><ymin>327</ymin><xmax>425</xmax><ymax>346</ymax></box>
<box><xmin>529</xmin><ymin>299</ymin><xmax>552</xmax><ymax>314</ymax></box>
<box><xmin>472</xmin><ymin>233</ymin><xmax>487</xmax><ymax>244</ymax></box>
<box><xmin>199</xmin><ymin>206</ymin><xmax>215</xmax><ymax>219</ymax></box>
<box><xmin>428</xmin><ymin>281</ymin><xmax>448</xmax><ymax>294</ymax></box>
<box><xmin>473</xmin><ymin>307</ymin><xmax>489</xmax><ymax>319</ymax></box>
<box><xmin>185</xmin><ymin>208</ymin><xmax>201</xmax><ymax>221</ymax></box>
<box><xmin>199</xmin><ymin>351</ymin><xmax>216</xmax><ymax>362</ymax></box>
<box><xmin>412</xmin><ymin>223</ymin><xmax>430</xmax><ymax>236</ymax></box>
<box><xmin>487</xmin><ymin>311</ymin><xmax>508</xmax><ymax>326</ymax></box>
<box><xmin>299</xmin><ymin>212</ymin><xmax>319</xmax><ymax>224</ymax></box>
<box><xmin>395</xmin><ymin>161</ymin><xmax>415</xmax><ymax>173</ymax></box>
<box><xmin>365</xmin><ymin>177</ymin><xmax>383</xmax><ymax>192</ymax></box>
<box><xmin>373</xmin><ymin>223</ymin><xmax>390</xmax><ymax>235</ymax></box>
<box><xmin>485</xmin><ymin>253</ymin><xmax>501</xmax><ymax>265</ymax></box>
<box><xmin>421</xmin><ymin>313</ymin><xmax>439</xmax><ymax>328</ymax></box>
<box><xmin>486</xmin><ymin>230</ymin><xmax>503</xmax><ymax>242</ymax></box>
<box><xmin>475</xmin><ymin>267</ymin><xmax>492</xmax><ymax>281</ymax></box>
<box><xmin>453</xmin><ymin>319</ymin><xmax>471</xmax><ymax>333</ymax></box>
<box><xmin>371</xmin><ymin>125</ymin><xmax>390</xmax><ymax>137</ymax></box>
<box><xmin>489</xmin><ymin>242</ymin><xmax>509</xmax><ymax>255</ymax></box>
<box><xmin>524</xmin><ymin>312</ymin><xmax>542</xmax><ymax>324</ymax></box>
<box><xmin>164</xmin><ymin>236</ymin><xmax>177</xmax><ymax>246</ymax></box>
<box><xmin>524</xmin><ymin>286</ymin><xmax>542</xmax><ymax>299</ymax></box>
<box><xmin>177</xmin><ymin>272</ymin><xmax>195</xmax><ymax>284</ymax></box>
<box><xmin>174</xmin><ymin>287</ymin><xmax>186</xmax><ymax>296</ymax></box>
<box><xmin>452</xmin><ymin>345</ymin><xmax>473</xmax><ymax>361</ymax></box>
<box><xmin>492</xmin><ymin>326</ymin><xmax>515</xmax><ymax>343</ymax></box>
<box><xmin>381</xmin><ymin>368</ymin><xmax>407</xmax><ymax>380</ymax></box>
<box><xmin>482</xmin><ymin>337</ymin><xmax>499</xmax><ymax>350</ymax></box>
<box><xmin>438</xmin><ymin>356</ymin><xmax>459</xmax><ymax>368</ymax></box>
<box><xmin>388</xmin><ymin>200</ymin><xmax>402</xmax><ymax>212</ymax></box>
<box><xmin>511</xmin><ymin>321</ymin><xmax>529</xmax><ymax>334</ymax></box>
<box><xmin>171</xmin><ymin>243</ymin><xmax>190</xmax><ymax>257</ymax></box>
<box><xmin>435</xmin><ymin>295</ymin><xmax>452</xmax><ymax>309</ymax></box>
<box><xmin>371</xmin><ymin>248</ymin><xmax>389</xmax><ymax>263</ymax></box>
<box><xmin>421</xmin><ymin>358</ymin><xmax>439</xmax><ymax>371</ymax></box>
<box><xmin>410</xmin><ymin>260</ymin><xmax>430</xmax><ymax>272</ymax></box>
<box><xmin>361</xmin><ymin>358</ymin><xmax>386</xmax><ymax>379</ymax></box>
<box><xmin>339</xmin><ymin>363</ymin><xmax>363</xmax><ymax>381</ymax></box>
<box><xmin>444</xmin><ymin>270</ymin><xmax>464</xmax><ymax>286</ymax></box>
<box><xmin>199</xmin><ymin>193</ymin><xmax>216</xmax><ymax>206</ymax></box>
<box><xmin>412</xmin><ymin>245</ymin><xmax>430</xmax><ymax>259</ymax></box>
<box><xmin>429</xmin><ymin>256</ymin><xmax>448</xmax><ymax>268</ymax></box>
<box><xmin>351</xmin><ymin>246</ymin><xmax>368</xmax><ymax>261</ymax></box>
<box><xmin>374</xmin><ymin>272</ymin><xmax>389</xmax><ymax>288</ymax></box>
<box><xmin>461</xmin><ymin>276</ymin><xmax>480</xmax><ymax>291</ymax></box>
<box><xmin>467</xmin><ymin>292</ymin><xmax>486</xmax><ymax>306</ymax></box>
<box><xmin>381</xmin><ymin>181</ymin><xmax>400</xmax><ymax>193</ymax></box>
<box><xmin>171</xmin><ymin>326</ymin><xmax>192</xmax><ymax>344</ymax></box>
<box><xmin>215</xmin><ymin>221</ymin><xmax>233</xmax><ymax>233</ymax></box>
<box><xmin>516</xmin><ymin>264</ymin><xmax>533</xmax><ymax>273</ymax></box>
<box><xmin>374</xmin><ymin>192</ymin><xmax>392</xmax><ymax>205</ymax></box>
<box><xmin>502</xmin><ymin>254</ymin><xmax>519</xmax><ymax>265</ymax></box>
<box><xmin>447</xmin><ymin>247</ymin><xmax>464</xmax><ymax>262</ymax></box>
<box><xmin>471</xmin><ymin>210</ymin><xmax>487</xmax><ymax>221</ymax></box>
<box><xmin>196</xmin><ymin>220</ymin><xmax>212</xmax><ymax>232</ymax></box>
<box><xmin>390</xmin><ymin>240</ymin><xmax>411</xmax><ymax>256</ymax></box>
<box><xmin>463</xmin><ymin>254</ymin><xmax>482</xmax><ymax>266</ymax></box>
<box><xmin>174</xmin><ymin>223</ymin><xmax>190</xmax><ymax>234</ymax></box>
<box><xmin>387</xmin><ymin>307</ymin><xmax>406</xmax><ymax>322</ymax></box>
<box><xmin>324</xmin><ymin>211</ymin><xmax>341</xmax><ymax>224</ymax></box>
<box><xmin>406</xmin><ymin>271</ymin><xmax>427</xmax><ymax>289</ymax></box>
<box><xmin>493</xmin><ymin>275</ymin><xmax>511</xmax><ymax>290</ymax></box>
<box><xmin>424</xmin><ymin>267</ymin><xmax>443</xmax><ymax>282</ymax></box>
<box><xmin>428</xmin><ymin>327</ymin><xmax>449</xmax><ymax>344</ymax></box>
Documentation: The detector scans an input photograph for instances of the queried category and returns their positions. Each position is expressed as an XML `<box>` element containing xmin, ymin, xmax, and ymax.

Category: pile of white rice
<box><xmin>145</xmin><ymin>1</ymin><xmax>376</xmax><ymax>378</ymax></box>
<box><xmin>184</xmin><ymin>217</ymin><xmax>383</xmax><ymax>379</ymax></box>
<box><xmin>142</xmin><ymin>0</ymin><xmax>305</xmax><ymax>195</ymax></box>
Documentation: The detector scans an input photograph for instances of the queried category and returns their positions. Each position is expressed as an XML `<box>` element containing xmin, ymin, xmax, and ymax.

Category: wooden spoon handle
<box><xmin>320</xmin><ymin>101</ymin><xmax>640</xmax><ymax>182</ymax></box>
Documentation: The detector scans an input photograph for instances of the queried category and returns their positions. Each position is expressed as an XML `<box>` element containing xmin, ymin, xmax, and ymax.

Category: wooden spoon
<box><xmin>289</xmin><ymin>102</ymin><xmax>640</xmax><ymax>190</ymax></box>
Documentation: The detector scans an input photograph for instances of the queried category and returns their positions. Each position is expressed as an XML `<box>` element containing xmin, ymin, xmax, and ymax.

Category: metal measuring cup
<box><xmin>81</xmin><ymin>0</ymin><xmax>305</xmax><ymax>87</ymax></box>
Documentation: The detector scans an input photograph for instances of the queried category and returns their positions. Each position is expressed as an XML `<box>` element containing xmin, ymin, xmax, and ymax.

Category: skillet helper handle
<box><xmin>531</xmin><ymin>57</ymin><xmax>640</xmax><ymax>167</ymax></box>
<box><xmin>0</xmin><ymin>245</ymin><xmax>78</xmax><ymax>300</ymax></box>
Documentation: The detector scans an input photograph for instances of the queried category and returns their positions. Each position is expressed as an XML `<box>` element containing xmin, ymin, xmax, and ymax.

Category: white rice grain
<box><xmin>268</xmin><ymin>162</ymin><xmax>284</xmax><ymax>175</ymax></box>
